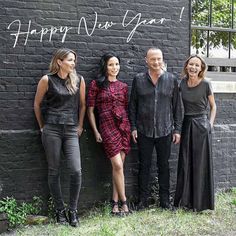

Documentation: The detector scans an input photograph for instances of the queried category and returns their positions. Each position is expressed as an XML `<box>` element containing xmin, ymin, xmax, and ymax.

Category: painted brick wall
<box><xmin>213</xmin><ymin>94</ymin><xmax>236</xmax><ymax>189</ymax></box>
<box><xmin>2</xmin><ymin>0</ymin><xmax>234</xmax><ymax>211</ymax></box>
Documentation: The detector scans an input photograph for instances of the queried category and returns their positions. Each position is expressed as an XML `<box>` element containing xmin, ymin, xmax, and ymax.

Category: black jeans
<box><xmin>42</xmin><ymin>124</ymin><xmax>82</xmax><ymax>211</ymax></box>
<box><xmin>138</xmin><ymin>132</ymin><xmax>171</xmax><ymax>206</ymax></box>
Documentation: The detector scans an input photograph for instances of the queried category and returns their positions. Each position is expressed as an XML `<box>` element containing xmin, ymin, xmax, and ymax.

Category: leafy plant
<box><xmin>47</xmin><ymin>197</ymin><xmax>55</xmax><ymax>219</ymax></box>
<box><xmin>231</xmin><ymin>187</ymin><xmax>236</xmax><ymax>206</ymax></box>
<box><xmin>231</xmin><ymin>187</ymin><xmax>236</xmax><ymax>194</ymax></box>
<box><xmin>232</xmin><ymin>199</ymin><xmax>236</xmax><ymax>206</ymax></box>
<box><xmin>0</xmin><ymin>196</ymin><xmax>43</xmax><ymax>227</ymax></box>
<box><xmin>191</xmin><ymin>0</ymin><xmax>236</xmax><ymax>55</ymax></box>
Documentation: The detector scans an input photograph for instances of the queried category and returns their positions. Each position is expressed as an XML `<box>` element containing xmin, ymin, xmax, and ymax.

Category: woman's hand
<box><xmin>77</xmin><ymin>125</ymin><xmax>83</xmax><ymax>136</ymax></box>
<box><xmin>95</xmin><ymin>131</ymin><xmax>103</xmax><ymax>143</ymax></box>
<box><xmin>210</xmin><ymin>121</ymin><xmax>214</xmax><ymax>129</ymax></box>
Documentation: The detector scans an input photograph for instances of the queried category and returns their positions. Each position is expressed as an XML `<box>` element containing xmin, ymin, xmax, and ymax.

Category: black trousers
<box><xmin>138</xmin><ymin>132</ymin><xmax>172</xmax><ymax>206</ymax></box>
<box><xmin>174</xmin><ymin>115</ymin><xmax>214</xmax><ymax>211</ymax></box>
<box><xmin>42</xmin><ymin>124</ymin><xmax>82</xmax><ymax>211</ymax></box>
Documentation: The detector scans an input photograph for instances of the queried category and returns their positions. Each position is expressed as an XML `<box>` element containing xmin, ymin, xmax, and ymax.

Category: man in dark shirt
<box><xmin>129</xmin><ymin>48</ymin><xmax>182</xmax><ymax>209</ymax></box>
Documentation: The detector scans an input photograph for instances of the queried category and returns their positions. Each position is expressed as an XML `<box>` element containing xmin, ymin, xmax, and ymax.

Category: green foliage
<box><xmin>85</xmin><ymin>201</ymin><xmax>112</xmax><ymax>219</ymax></box>
<box><xmin>47</xmin><ymin>197</ymin><xmax>55</xmax><ymax>219</ymax></box>
<box><xmin>232</xmin><ymin>199</ymin><xmax>236</xmax><ymax>206</ymax></box>
<box><xmin>231</xmin><ymin>187</ymin><xmax>236</xmax><ymax>194</ymax></box>
<box><xmin>0</xmin><ymin>196</ymin><xmax>43</xmax><ymax>227</ymax></box>
<box><xmin>99</xmin><ymin>224</ymin><xmax>116</xmax><ymax>236</ymax></box>
<box><xmin>192</xmin><ymin>0</ymin><xmax>210</xmax><ymax>26</ymax></box>
<box><xmin>16</xmin><ymin>188</ymin><xmax>236</xmax><ymax>236</ymax></box>
<box><xmin>231</xmin><ymin>187</ymin><xmax>236</xmax><ymax>206</ymax></box>
<box><xmin>16</xmin><ymin>190</ymin><xmax>236</xmax><ymax>236</ymax></box>
<box><xmin>191</xmin><ymin>0</ymin><xmax>236</xmax><ymax>54</ymax></box>
<box><xmin>97</xmin><ymin>201</ymin><xmax>112</xmax><ymax>217</ymax></box>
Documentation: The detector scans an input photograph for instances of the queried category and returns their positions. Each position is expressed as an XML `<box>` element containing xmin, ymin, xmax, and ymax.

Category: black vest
<box><xmin>44</xmin><ymin>74</ymin><xmax>80</xmax><ymax>125</ymax></box>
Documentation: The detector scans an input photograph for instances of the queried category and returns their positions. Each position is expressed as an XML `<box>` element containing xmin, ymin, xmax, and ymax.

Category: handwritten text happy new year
<box><xmin>7</xmin><ymin>8</ymin><xmax>185</xmax><ymax>48</ymax></box>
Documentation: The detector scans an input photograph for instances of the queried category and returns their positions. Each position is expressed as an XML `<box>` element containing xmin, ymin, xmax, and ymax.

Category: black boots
<box><xmin>68</xmin><ymin>210</ymin><xmax>79</xmax><ymax>227</ymax></box>
<box><xmin>56</xmin><ymin>209</ymin><xmax>68</xmax><ymax>225</ymax></box>
<box><xmin>55</xmin><ymin>209</ymin><xmax>79</xmax><ymax>227</ymax></box>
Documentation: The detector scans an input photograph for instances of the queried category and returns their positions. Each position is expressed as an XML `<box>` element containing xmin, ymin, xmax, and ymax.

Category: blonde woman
<box><xmin>34</xmin><ymin>48</ymin><xmax>86</xmax><ymax>226</ymax></box>
<box><xmin>174</xmin><ymin>55</ymin><xmax>216</xmax><ymax>212</ymax></box>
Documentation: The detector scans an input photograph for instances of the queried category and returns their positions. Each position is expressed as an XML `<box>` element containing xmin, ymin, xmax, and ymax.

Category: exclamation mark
<box><xmin>179</xmin><ymin>7</ymin><xmax>185</xmax><ymax>22</ymax></box>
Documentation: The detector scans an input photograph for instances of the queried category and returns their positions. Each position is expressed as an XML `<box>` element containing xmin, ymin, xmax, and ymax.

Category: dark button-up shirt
<box><xmin>129</xmin><ymin>71</ymin><xmax>182</xmax><ymax>138</ymax></box>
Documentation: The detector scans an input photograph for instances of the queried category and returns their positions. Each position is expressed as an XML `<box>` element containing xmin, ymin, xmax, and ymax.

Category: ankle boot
<box><xmin>55</xmin><ymin>209</ymin><xmax>68</xmax><ymax>224</ymax></box>
<box><xmin>68</xmin><ymin>210</ymin><xmax>79</xmax><ymax>227</ymax></box>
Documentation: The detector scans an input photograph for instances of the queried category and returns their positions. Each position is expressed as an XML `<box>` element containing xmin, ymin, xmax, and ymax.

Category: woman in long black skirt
<box><xmin>174</xmin><ymin>55</ymin><xmax>216</xmax><ymax>212</ymax></box>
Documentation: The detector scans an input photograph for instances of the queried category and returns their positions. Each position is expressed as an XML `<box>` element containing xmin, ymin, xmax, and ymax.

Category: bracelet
<box><xmin>40</xmin><ymin>128</ymin><xmax>43</xmax><ymax>132</ymax></box>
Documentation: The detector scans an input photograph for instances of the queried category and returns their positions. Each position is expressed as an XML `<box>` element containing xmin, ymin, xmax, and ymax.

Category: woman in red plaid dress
<box><xmin>87</xmin><ymin>52</ymin><xmax>131</xmax><ymax>216</ymax></box>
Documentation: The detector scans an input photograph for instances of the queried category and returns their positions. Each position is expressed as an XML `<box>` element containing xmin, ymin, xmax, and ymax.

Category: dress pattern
<box><xmin>87</xmin><ymin>79</ymin><xmax>131</xmax><ymax>159</ymax></box>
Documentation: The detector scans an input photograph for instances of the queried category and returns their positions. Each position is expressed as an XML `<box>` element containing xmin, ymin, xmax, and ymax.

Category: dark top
<box><xmin>180</xmin><ymin>77</ymin><xmax>213</xmax><ymax>115</ymax></box>
<box><xmin>44</xmin><ymin>74</ymin><xmax>80</xmax><ymax>125</ymax></box>
<box><xmin>129</xmin><ymin>71</ymin><xmax>182</xmax><ymax>138</ymax></box>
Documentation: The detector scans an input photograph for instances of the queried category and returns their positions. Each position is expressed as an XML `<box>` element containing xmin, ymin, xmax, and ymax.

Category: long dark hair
<box><xmin>96</xmin><ymin>52</ymin><xmax>121</xmax><ymax>88</ymax></box>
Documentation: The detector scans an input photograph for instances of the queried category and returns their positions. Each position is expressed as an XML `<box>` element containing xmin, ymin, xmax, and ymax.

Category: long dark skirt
<box><xmin>174</xmin><ymin>114</ymin><xmax>214</xmax><ymax>211</ymax></box>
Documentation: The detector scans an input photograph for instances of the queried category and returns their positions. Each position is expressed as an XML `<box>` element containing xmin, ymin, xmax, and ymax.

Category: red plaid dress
<box><xmin>87</xmin><ymin>79</ymin><xmax>131</xmax><ymax>159</ymax></box>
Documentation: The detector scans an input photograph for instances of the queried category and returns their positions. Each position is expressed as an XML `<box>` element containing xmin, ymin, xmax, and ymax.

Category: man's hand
<box><xmin>131</xmin><ymin>130</ymin><xmax>138</xmax><ymax>143</ymax></box>
<box><xmin>172</xmin><ymin>133</ymin><xmax>181</xmax><ymax>144</ymax></box>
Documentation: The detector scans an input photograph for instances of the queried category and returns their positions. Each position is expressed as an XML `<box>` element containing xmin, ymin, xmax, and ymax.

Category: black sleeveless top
<box><xmin>44</xmin><ymin>74</ymin><xmax>80</xmax><ymax>125</ymax></box>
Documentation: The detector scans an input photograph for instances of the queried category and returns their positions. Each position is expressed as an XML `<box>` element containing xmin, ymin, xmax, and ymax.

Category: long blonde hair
<box><xmin>49</xmin><ymin>48</ymin><xmax>79</xmax><ymax>94</ymax></box>
<box><xmin>181</xmin><ymin>54</ymin><xmax>207</xmax><ymax>80</ymax></box>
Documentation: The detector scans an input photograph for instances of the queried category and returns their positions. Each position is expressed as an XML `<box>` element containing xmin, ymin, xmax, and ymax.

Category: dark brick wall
<box><xmin>213</xmin><ymin>93</ymin><xmax>236</xmax><ymax>189</ymax></box>
<box><xmin>2</xmin><ymin>0</ymin><xmax>234</xmax><ymax>211</ymax></box>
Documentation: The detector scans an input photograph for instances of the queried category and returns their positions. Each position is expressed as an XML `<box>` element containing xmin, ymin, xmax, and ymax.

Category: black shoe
<box><xmin>56</xmin><ymin>209</ymin><xmax>68</xmax><ymax>224</ymax></box>
<box><xmin>160</xmin><ymin>202</ymin><xmax>175</xmax><ymax>211</ymax></box>
<box><xmin>68</xmin><ymin>210</ymin><xmax>79</xmax><ymax>227</ymax></box>
<box><xmin>137</xmin><ymin>201</ymin><xmax>149</xmax><ymax>211</ymax></box>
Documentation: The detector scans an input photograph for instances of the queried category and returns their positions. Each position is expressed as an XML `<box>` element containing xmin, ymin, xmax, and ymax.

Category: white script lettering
<box><xmin>6</xmin><ymin>8</ymin><xmax>184</xmax><ymax>47</ymax></box>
